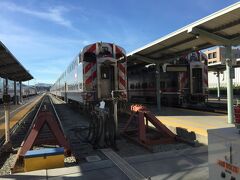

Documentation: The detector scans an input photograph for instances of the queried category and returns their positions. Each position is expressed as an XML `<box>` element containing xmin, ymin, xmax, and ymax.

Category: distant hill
<box><xmin>35</xmin><ymin>83</ymin><xmax>52</xmax><ymax>92</ymax></box>
<box><xmin>35</xmin><ymin>83</ymin><xmax>52</xmax><ymax>87</ymax></box>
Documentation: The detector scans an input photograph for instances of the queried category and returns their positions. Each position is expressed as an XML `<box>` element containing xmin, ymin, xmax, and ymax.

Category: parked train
<box><xmin>0</xmin><ymin>78</ymin><xmax>37</xmax><ymax>103</ymax></box>
<box><xmin>128</xmin><ymin>51</ymin><xmax>208</xmax><ymax>105</ymax></box>
<box><xmin>50</xmin><ymin>42</ymin><xmax>127</xmax><ymax>109</ymax></box>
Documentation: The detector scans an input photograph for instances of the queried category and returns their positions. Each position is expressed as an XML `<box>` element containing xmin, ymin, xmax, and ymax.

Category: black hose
<box><xmin>75</xmin><ymin>110</ymin><xmax>117</xmax><ymax>149</ymax></box>
<box><xmin>88</xmin><ymin>112</ymin><xmax>99</xmax><ymax>144</ymax></box>
<box><xmin>104</xmin><ymin>115</ymin><xmax>116</xmax><ymax>148</ymax></box>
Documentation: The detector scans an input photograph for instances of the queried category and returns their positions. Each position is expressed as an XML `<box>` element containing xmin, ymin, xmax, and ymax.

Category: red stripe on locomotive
<box><xmin>118</xmin><ymin>63</ymin><xmax>126</xmax><ymax>74</ymax></box>
<box><xmin>84</xmin><ymin>61</ymin><xmax>96</xmax><ymax>74</ymax></box>
<box><xmin>115</xmin><ymin>46</ymin><xmax>122</xmax><ymax>54</ymax></box>
<box><xmin>87</xmin><ymin>44</ymin><xmax>96</xmax><ymax>53</ymax></box>
<box><xmin>85</xmin><ymin>70</ymin><xmax>97</xmax><ymax>85</ymax></box>
<box><xmin>119</xmin><ymin>76</ymin><xmax>126</xmax><ymax>88</ymax></box>
<box><xmin>92</xmin><ymin>71</ymin><xmax>97</xmax><ymax>79</ymax></box>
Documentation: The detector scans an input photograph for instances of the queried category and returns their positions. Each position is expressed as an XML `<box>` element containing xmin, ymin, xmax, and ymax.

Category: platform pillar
<box><xmin>4</xmin><ymin>78</ymin><xmax>8</xmax><ymax>94</ymax></box>
<box><xmin>216</xmin><ymin>70</ymin><xmax>221</xmax><ymax>101</ymax></box>
<box><xmin>4</xmin><ymin>104</ymin><xmax>10</xmax><ymax>143</ymax></box>
<box><xmin>4</xmin><ymin>78</ymin><xmax>10</xmax><ymax>143</ymax></box>
<box><xmin>156</xmin><ymin>63</ymin><xmax>161</xmax><ymax>112</ymax></box>
<box><xmin>19</xmin><ymin>81</ymin><xmax>22</xmax><ymax>103</ymax></box>
<box><xmin>14</xmin><ymin>81</ymin><xmax>17</xmax><ymax>105</ymax></box>
<box><xmin>225</xmin><ymin>45</ymin><xmax>234</xmax><ymax>124</ymax></box>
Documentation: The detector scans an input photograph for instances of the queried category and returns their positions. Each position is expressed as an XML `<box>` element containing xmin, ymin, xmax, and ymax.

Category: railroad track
<box><xmin>0</xmin><ymin>95</ymin><xmax>44</xmax><ymax>148</ymax></box>
<box><xmin>10</xmin><ymin>94</ymin><xmax>71</xmax><ymax>173</ymax></box>
<box><xmin>49</xmin><ymin>94</ymin><xmax>105</xmax><ymax>162</ymax></box>
<box><xmin>0</xmin><ymin>94</ymin><xmax>68</xmax><ymax>174</ymax></box>
<box><xmin>0</xmin><ymin>95</ymin><xmax>44</xmax><ymax>175</ymax></box>
<box><xmin>0</xmin><ymin>93</ymin><xmax>193</xmax><ymax>175</ymax></box>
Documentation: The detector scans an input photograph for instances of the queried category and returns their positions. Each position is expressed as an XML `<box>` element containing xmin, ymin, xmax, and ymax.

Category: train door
<box><xmin>191</xmin><ymin>68</ymin><xmax>203</xmax><ymax>94</ymax></box>
<box><xmin>99</xmin><ymin>64</ymin><xmax>115</xmax><ymax>98</ymax></box>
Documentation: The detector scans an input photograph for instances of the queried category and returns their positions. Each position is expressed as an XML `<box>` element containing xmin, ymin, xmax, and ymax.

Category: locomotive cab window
<box><xmin>101</xmin><ymin>66</ymin><xmax>110</xmax><ymax>79</ymax></box>
<box><xmin>99</xmin><ymin>47</ymin><xmax>111</xmax><ymax>57</ymax></box>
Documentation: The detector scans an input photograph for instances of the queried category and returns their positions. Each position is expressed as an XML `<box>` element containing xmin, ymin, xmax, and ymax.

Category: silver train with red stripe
<box><xmin>50</xmin><ymin>42</ymin><xmax>127</xmax><ymax>108</ymax></box>
<box><xmin>128</xmin><ymin>51</ymin><xmax>208</xmax><ymax>105</ymax></box>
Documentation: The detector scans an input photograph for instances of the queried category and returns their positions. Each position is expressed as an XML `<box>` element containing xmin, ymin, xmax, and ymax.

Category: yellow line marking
<box><xmin>157</xmin><ymin>116</ymin><xmax>219</xmax><ymax>129</ymax></box>
<box><xmin>0</xmin><ymin>97</ymin><xmax>39</xmax><ymax>121</ymax></box>
<box><xmin>0</xmin><ymin>95</ymin><xmax>43</xmax><ymax>138</ymax></box>
<box><xmin>155</xmin><ymin>115</ymin><xmax>231</xmax><ymax>136</ymax></box>
<box><xmin>163</xmin><ymin>121</ymin><xmax>208</xmax><ymax>136</ymax></box>
<box><xmin>169</xmin><ymin>107</ymin><xmax>227</xmax><ymax>117</ymax></box>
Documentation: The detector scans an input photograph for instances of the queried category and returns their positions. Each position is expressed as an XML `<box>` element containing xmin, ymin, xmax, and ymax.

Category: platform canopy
<box><xmin>127</xmin><ymin>2</ymin><xmax>240</xmax><ymax>65</ymax></box>
<box><xmin>0</xmin><ymin>41</ymin><xmax>33</xmax><ymax>81</ymax></box>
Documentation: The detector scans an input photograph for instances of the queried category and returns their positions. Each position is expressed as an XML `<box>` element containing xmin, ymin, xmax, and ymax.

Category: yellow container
<box><xmin>24</xmin><ymin>147</ymin><xmax>64</xmax><ymax>172</ymax></box>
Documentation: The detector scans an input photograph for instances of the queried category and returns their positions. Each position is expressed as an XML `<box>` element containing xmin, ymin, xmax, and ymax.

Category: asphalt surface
<box><xmin>1</xmin><ymin>146</ymin><xmax>208</xmax><ymax>180</ymax></box>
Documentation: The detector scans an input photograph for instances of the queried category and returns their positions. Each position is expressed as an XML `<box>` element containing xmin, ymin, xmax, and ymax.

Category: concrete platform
<box><xmin>1</xmin><ymin>146</ymin><xmax>208</xmax><ymax>180</ymax></box>
<box><xmin>153</xmin><ymin>107</ymin><xmax>234</xmax><ymax>144</ymax></box>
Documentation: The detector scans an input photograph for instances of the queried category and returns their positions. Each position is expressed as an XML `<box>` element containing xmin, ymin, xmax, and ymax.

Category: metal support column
<box><xmin>156</xmin><ymin>63</ymin><xmax>161</xmax><ymax>112</ymax></box>
<box><xmin>4</xmin><ymin>78</ymin><xmax>10</xmax><ymax>143</ymax></box>
<box><xmin>4</xmin><ymin>78</ymin><xmax>8</xmax><ymax>94</ymax></box>
<box><xmin>19</xmin><ymin>81</ymin><xmax>22</xmax><ymax>104</ymax></box>
<box><xmin>216</xmin><ymin>71</ymin><xmax>221</xmax><ymax>101</ymax></box>
<box><xmin>225</xmin><ymin>45</ymin><xmax>234</xmax><ymax>124</ymax></box>
<box><xmin>14</xmin><ymin>81</ymin><xmax>17</xmax><ymax>104</ymax></box>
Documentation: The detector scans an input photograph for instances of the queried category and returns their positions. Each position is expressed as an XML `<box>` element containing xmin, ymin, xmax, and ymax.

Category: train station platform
<box><xmin>0</xmin><ymin>95</ymin><xmax>43</xmax><ymax>139</ymax></box>
<box><xmin>1</xmin><ymin>146</ymin><xmax>208</xmax><ymax>180</ymax></box>
<box><xmin>152</xmin><ymin>107</ymin><xmax>234</xmax><ymax>144</ymax></box>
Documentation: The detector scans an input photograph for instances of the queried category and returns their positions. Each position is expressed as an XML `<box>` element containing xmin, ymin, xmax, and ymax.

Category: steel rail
<box><xmin>49</xmin><ymin>94</ymin><xmax>65</xmax><ymax>135</ymax></box>
<box><xmin>0</xmin><ymin>95</ymin><xmax>45</xmax><ymax>147</ymax></box>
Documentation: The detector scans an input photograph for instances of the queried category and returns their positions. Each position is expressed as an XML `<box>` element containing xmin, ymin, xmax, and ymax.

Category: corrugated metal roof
<box><xmin>127</xmin><ymin>2</ymin><xmax>240</xmax><ymax>64</ymax></box>
<box><xmin>0</xmin><ymin>41</ymin><xmax>33</xmax><ymax>81</ymax></box>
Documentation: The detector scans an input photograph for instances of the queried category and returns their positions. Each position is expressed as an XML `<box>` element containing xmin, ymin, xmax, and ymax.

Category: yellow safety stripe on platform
<box><xmin>155</xmin><ymin>115</ymin><xmax>230</xmax><ymax>136</ymax></box>
<box><xmin>157</xmin><ymin>117</ymin><xmax>209</xmax><ymax>136</ymax></box>
<box><xmin>169</xmin><ymin>107</ymin><xmax>227</xmax><ymax>118</ymax></box>
<box><xmin>0</xmin><ymin>96</ymin><xmax>43</xmax><ymax>138</ymax></box>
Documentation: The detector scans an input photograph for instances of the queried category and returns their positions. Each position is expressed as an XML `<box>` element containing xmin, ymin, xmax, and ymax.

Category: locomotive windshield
<box><xmin>83</xmin><ymin>52</ymin><xmax>96</xmax><ymax>62</ymax></box>
<box><xmin>192</xmin><ymin>68</ymin><xmax>203</xmax><ymax>94</ymax></box>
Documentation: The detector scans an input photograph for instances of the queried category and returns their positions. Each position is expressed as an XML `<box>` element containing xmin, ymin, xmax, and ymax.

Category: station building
<box><xmin>204</xmin><ymin>46</ymin><xmax>240</xmax><ymax>88</ymax></box>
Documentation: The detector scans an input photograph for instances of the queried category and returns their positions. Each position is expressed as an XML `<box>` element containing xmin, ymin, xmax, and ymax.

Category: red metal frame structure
<box><xmin>19</xmin><ymin>109</ymin><xmax>71</xmax><ymax>157</ymax></box>
<box><xmin>123</xmin><ymin>105</ymin><xmax>177</xmax><ymax>149</ymax></box>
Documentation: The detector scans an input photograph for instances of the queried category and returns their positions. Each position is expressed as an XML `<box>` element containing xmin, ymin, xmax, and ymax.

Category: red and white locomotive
<box><xmin>128</xmin><ymin>51</ymin><xmax>208</xmax><ymax>105</ymax></box>
<box><xmin>50</xmin><ymin>42</ymin><xmax>127</xmax><ymax>108</ymax></box>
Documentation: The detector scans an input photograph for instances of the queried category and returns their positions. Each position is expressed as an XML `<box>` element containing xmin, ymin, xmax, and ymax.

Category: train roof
<box><xmin>82</xmin><ymin>42</ymin><xmax>126</xmax><ymax>55</ymax></box>
<box><xmin>127</xmin><ymin>2</ymin><xmax>240</xmax><ymax>65</ymax></box>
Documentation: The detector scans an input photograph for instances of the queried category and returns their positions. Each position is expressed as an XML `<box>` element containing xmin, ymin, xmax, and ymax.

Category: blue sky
<box><xmin>0</xmin><ymin>0</ymin><xmax>239</xmax><ymax>85</ymax></box>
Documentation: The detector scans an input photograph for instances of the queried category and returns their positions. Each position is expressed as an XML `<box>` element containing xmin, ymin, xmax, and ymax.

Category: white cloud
<box><xmin>0</xmin><ymin>1</ymin><xmax>73</xmax><ymax>28</ymax></box>
<box><xmin>0</xmin><ymin>15</ymin><xmax>90</xmax><ymax>84</ymax></box>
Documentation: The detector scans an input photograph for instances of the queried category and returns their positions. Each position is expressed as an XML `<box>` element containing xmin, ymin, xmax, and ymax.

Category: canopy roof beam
<box><xmin>187</xmin><ymin>27</ymin><xmax>231</xmax><ymax>45</ymax></box>
<box><xmin>188</xmin><ymin>27</ymin><xmax>240</xmax><ymax>46</ymax></box>
<box><xmin>132</xmin><ymin>54</ymin><xmax>158</xmax><ymax>64</ymax></box>
<box><xmin>232</xmin><ymin>36</ymin><xmax>240</xmax><ymax>46</ymax></box>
